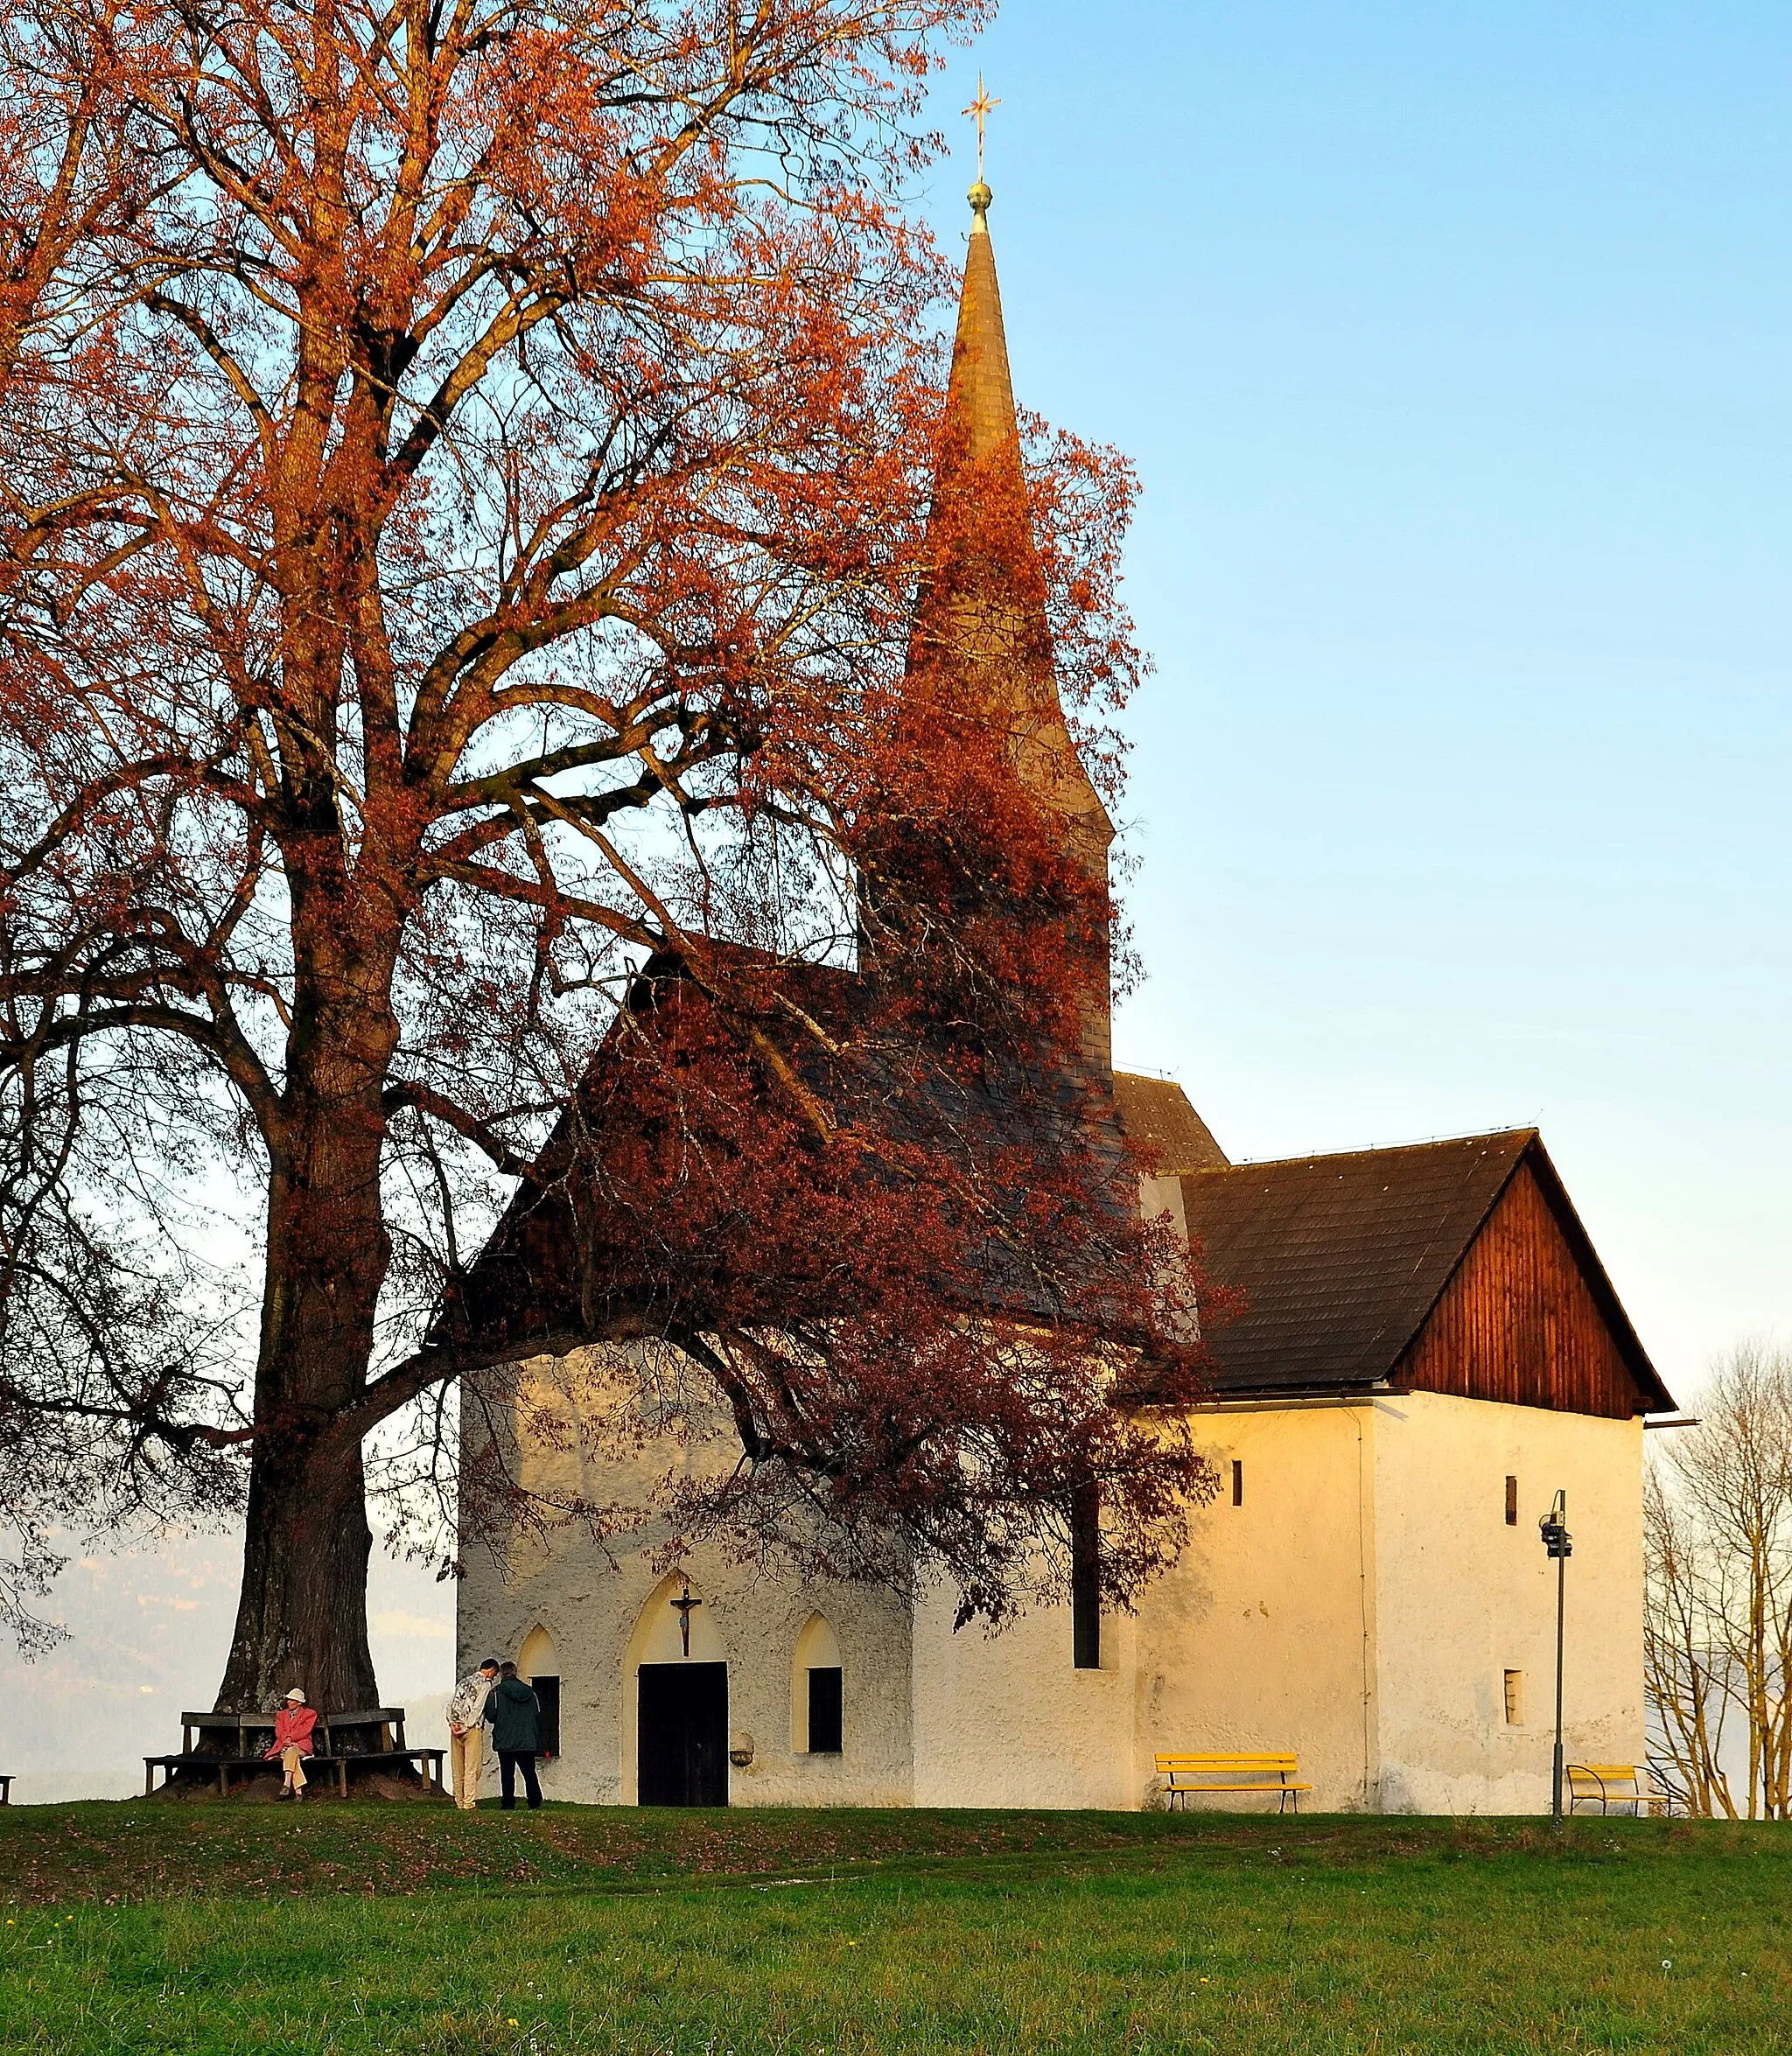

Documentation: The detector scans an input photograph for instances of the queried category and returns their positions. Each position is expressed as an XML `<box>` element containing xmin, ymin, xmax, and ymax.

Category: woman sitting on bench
<box><xmin>263</xmin><ymin>1688</ymin><xmax>317</xmax><ymax>1800</ymax></box>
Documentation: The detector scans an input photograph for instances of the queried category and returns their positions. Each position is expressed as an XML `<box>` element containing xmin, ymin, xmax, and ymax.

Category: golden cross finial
<box><xmin>962</xmin><ymin>73</ymin><xmax>1000</xmax><ymax>183</ymax></box>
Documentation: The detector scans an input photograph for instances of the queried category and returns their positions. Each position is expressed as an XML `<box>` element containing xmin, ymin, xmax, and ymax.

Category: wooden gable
<box><xmin>1395</xmin><ymin>1156</ymin><xmax>1655</xmax><ymax>1419</ymax></box>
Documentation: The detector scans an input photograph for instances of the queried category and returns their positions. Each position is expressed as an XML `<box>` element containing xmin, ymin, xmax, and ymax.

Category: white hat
<box><xmin>284</xmin><ymin>1687</ymin><xmax>305</xmax><ymax>1703</ymax></box>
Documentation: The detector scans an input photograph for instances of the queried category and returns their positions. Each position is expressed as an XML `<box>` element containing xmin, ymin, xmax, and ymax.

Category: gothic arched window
<box><xmin>792</xmin><ymin>1613</ymin><xmax>844</xmax><ymax>1754</ymax></box>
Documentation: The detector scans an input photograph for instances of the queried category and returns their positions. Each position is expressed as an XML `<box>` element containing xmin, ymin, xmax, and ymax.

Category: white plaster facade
<box><xmin>458</xmin><ymin>1360</ymin><xmax>1647</xmax><ymax>1815</ymax></box>
<box><xmin>1152</xmin><ymin>1390</ymin><xmax>1646</xmax><ymax>1814</ymax></box>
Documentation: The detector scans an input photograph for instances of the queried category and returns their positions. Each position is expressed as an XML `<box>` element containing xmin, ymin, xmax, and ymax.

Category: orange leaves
<box><xmin>0</xmin><ymin>0</ymin><xmax>1177</xmax><ymax>1669</ymax></box>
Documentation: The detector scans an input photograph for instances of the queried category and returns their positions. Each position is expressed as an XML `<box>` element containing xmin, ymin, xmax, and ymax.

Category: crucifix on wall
<box><xmin>669</xmin><ymin>1578</ymin><xmax>702</xmax><ymax>1658</ymax></box>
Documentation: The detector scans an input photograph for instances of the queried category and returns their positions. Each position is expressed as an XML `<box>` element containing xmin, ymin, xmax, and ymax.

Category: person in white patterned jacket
<box><xmin>445</xmin><ymin>1658</ymin><xmax>500</xmax><ymax>1810</ymax></box>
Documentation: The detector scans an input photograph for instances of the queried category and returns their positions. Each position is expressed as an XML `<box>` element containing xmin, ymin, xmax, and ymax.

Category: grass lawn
<box><xmin>0</xmin><ymin>1802</ymin><xmax>1785</xmax><ymax>2053</ymax></box>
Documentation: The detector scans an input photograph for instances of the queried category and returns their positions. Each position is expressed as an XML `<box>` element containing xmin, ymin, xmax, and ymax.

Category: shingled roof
<box><xmin>1112</xmin><ymin>1073</ymin><xmax>1228</xmax><ymax>1173</ymax></box>
<box><xmin>450</xmin><ymin>948</ymin><xmax>1144</xmax><ymax>1358</ymax></box>
<box><xmin>1180</xmin><ymin>1130</ymin><xmax>1673</xmax><ymax>1411</ymax></box>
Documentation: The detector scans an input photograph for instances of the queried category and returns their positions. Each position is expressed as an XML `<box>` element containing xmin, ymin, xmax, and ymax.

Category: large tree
<box><xmin>0</xmin><ymin>0</ymin><xmax>1212</xmax><ymax>1708</ymax></box>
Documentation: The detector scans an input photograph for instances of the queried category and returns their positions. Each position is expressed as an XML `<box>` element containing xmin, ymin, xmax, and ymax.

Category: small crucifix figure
<box><xmin>670</xmin><ymin>1578</ymin><xmax>702</xmax><ymax>1659</ymax></box>
<box><xmin>962</xmin><ymin>73</ymin><xmax>1000</xmax><ymax>184</ymax></box>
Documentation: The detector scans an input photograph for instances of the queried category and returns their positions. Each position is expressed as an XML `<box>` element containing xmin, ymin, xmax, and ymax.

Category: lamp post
<box><xmin>1538</xmin><ymin>1489</ymin><xmax>1572</xmax><ymax>1823</ymax></box>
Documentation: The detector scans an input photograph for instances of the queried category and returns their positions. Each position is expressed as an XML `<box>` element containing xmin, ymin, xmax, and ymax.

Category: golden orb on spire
<box><xmin>968</xmin><ymin>178</ymin><xmax>992</xmax><ymax>215</ymax></box>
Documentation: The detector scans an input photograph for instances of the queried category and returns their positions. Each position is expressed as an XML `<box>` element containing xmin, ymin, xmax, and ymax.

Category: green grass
<box><xmin>1</xmin><ymin>1803</ymin><xmax>1786</xmax><ymax>2053</ymax></box>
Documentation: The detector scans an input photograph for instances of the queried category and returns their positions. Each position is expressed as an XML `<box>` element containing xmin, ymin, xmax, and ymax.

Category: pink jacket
<box><xmin>263</xmin><ymin>1705</ymin><xmax>317</xmax><ymax>1759</ymax></box>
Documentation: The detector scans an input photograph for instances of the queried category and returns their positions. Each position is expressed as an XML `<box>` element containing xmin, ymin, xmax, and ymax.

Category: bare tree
<box><xmin>1645</xmin><ymin>1341</ymin><xmax>1792</xmax><ymax>1818</ymax></box>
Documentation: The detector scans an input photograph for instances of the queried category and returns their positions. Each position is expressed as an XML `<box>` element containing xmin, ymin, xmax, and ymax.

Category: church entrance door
<box><xmin>637</xmin><ymin>1662</ymin><xmax>728</xmax><ymax>1805</ymax></box>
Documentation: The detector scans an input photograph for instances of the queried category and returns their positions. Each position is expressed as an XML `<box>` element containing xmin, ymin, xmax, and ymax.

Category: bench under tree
<box><xmin>144</xmin><ymin>1708</ymin><xmax>444</xmax><ymax>1797</ymax></box>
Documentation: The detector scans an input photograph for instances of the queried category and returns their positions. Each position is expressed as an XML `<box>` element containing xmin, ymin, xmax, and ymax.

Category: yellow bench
<box><xmin>1156</xmin><ymin>1752</ymin><xmax>1312</xmax><ymax>1815</ymax></box>
<box><xmin>1566</xmin><ymin>1764</ymin><xmax>1668</xmax><ymax>1817</ymax></box>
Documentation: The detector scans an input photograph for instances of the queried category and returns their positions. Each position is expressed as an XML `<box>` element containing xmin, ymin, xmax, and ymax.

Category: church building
<box><xmin>457</xmin><ymin>184</ymin><xmax>1676</xmax><ymax>1815</ymax></box>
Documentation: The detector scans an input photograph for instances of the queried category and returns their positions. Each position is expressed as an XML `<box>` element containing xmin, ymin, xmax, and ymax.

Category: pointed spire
<box><xmin>892</xmin><ymin>182</ymin><xmax>1115</xmax><ymax>1073</ymax></box>
<box><xmin>945</xmin><ymin>180</ymin><xmax>1025</xmax><ymax>479</ymax></box>
<box><xmin>914</xmin><ymin>181</ymin><xmax>1115</xmax><ymax>853</ymax></box>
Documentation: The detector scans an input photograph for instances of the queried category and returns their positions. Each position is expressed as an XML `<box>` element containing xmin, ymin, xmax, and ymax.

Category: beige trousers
<box><xmin>450</xmin><ymin>1724</ymin><xmax>484</xmax><ymax>1809</ymax></box>
<box><xmin>280</xmin><ymin>1745</ymin><xmax>308</xmax><ymax>1791</ymax></box>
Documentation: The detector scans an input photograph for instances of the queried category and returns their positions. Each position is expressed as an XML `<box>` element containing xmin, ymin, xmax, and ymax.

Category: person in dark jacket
<box><xmin>484</xmin><ymin>1661</ymin><xmax>543</xmax><ymax>1810</ymax></box>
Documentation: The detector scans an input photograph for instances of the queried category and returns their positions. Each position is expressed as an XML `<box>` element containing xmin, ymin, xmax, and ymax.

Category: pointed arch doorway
<box><xmin>638</xmin><ymin>1662</ymin><xmax>727</xmax><ymax>1805</ymax></box>
<box><xmin>625</xmin><ymin>1571</ymin><xmax>729</xmax><ymax>1806</ymax></box>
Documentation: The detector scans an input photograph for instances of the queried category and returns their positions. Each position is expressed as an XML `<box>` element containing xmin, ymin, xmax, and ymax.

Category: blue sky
<box><xmin>927</xmin><ymin>1</ymin><xmax>1790</xmax><ymax>1390</ymax></box>
<box><xmin>8</xmin><ymin>2</ymin><xmax>1787</xmax><ymax>1796</ymax></box>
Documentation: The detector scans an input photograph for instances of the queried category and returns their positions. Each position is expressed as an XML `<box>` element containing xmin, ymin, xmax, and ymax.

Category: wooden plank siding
<box><xmin>1394</xmin><ymin>1161</ymin><xmax>1648</xmax><ymax>1419</ymax></box>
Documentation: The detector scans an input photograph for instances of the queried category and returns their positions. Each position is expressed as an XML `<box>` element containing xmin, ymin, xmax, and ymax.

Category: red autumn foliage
<box><xmin>0</xmin><ymin>0</ymin><xmax>1216</xmax><ymax>1704</ymax></box>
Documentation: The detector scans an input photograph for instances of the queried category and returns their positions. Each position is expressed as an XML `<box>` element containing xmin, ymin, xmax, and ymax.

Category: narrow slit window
<box><xmin>1071</xmin><ymin>1483</ymin><xmax>1101</xmax><ymax>1670</ymax></box>
<box><xmin>1505</xmin><ymin>1475</ymin><xmax>1519</xmax><ymax>1526</ymax></box>
<box><xmin>806</xmin><ymin>1668</ymin><xmax>843</xmax><ymax>1754</ymax></box>
<box><xmin>1232</xmin><ymin>1459</ymin><xmax>1244</xmax><ymax>1507</ymax></box>
<box><xmin>1503</xmin><ymin>1670</ymin><xmax>1524</xmax><ymax>1725</ymax></box>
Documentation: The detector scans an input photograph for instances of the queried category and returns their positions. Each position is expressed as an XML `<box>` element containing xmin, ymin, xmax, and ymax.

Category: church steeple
<box><xmin>912</xmin><ymin>182</ymin><xmax>1116</xmax><ymax>858</ymax></box>
<box><xmin>900</xmin><ymin>179</ymin><xmax>1115</xmax><ymax>1069</ymax></box>
<box><xmin>945</xmin><ymin>180</ymin><xmax>1023</xmax><ymax>478</ymax></box>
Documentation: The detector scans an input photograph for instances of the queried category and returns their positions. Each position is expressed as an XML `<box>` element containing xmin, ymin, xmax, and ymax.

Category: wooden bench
<box><xmin>1156</xmin><ymin>1752</ymin><xmax>1312</xmax><ymax>1814</ymax></box>
<box><xmin>173</xmin><ymin>1707</ymin><xmax>414</xmax><ymax>1756</ymax></box>
<box><xmin>143</xmin><ymin>1749</ymin><xmax>445</xmax><ymax>1797</ymax></box>
<box><xmin>1566</xmin><ymin>1764</ymin><xmax>1668</xmax><ymax>1817</ymax></box>
<box><xmin>144</xmin><ymin>1707</ymin><xmax>444</xmax><ymax>1798</ymax></box>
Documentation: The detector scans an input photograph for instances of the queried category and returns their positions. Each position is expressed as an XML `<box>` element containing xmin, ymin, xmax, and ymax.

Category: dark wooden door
<box><xmin>637</xmin><ymin>1662</ymin><xmax>728</xmax><ymax>1806</ymax></box>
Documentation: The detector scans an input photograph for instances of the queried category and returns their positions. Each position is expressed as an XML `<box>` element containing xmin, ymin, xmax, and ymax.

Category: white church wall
<box><xmin>458</xmin><ymin>1538</ymin><xmax>645</xmax><ymax>1805</ymax></box>
<box><xmin>457</xmin><ymin>1350</ymin><xmax>914</xmax><ymax>1807</ymax></box>
<box><xmin>461</xmin><ymin>1532</ymin><xmax>916</xmax><ymax>1808</ymax></box>
<box><xmin>742</xmin><ymin>1583</ymin><xmax>914</xmax><ymax>1807</ymax></box>
<box><xmin>457</xmin><ymin>1358</ymin><xmax>1650</xmax><ymax>1819</ymax></box>
<box><xmin>1370</xmin><ymin>1391</ymin><xmax>1647</xmax><ymax>1815</ymax></box>
<box><xmin>909</xmin><ymin>1575</ymin><xmax>1138</xmax><ymax>1808</ymax></box>
<box><xmin>1136</xmin><ymin>1403</ymin><xmax>1380</xmax><ymax>1812</ymax></box>
<box><xmin>457</xmin><ymin>1348</ymin><xmax>690</xmax><ymax>1804</ymax></box>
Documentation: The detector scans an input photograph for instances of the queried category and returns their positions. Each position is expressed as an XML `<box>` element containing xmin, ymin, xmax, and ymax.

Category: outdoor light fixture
<box><xmin>1538</xmin><ymin>1489</ymin><xmax>1572</xmax><ymax>1823</ymax></box>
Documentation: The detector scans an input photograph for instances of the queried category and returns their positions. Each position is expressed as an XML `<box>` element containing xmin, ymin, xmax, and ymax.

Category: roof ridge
<box><xmin>1200</xmin><ymin>1128</ymin><xmax>1537</xmax><ymax>1174</ymax></box>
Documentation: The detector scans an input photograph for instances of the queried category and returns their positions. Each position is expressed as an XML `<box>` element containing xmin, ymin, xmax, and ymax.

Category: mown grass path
<box><xmin>1</xmin><ymin>1805</ymin><xmax>1785</xmax><ymax>2053</ymax></box>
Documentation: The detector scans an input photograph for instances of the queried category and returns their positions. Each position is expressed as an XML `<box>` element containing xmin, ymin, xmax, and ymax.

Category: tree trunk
<box><xmin>214</xmin><ymin>1111</ymin><xmax>392</xmax><ymax>1710</ymax></box>
<box><xmin>216</xmin><ymin>1414</ymin><xmax>381</xmax><ymax>1713</ymax></box>
<box><xmin>215</xmin><ymin>889</ymin><xmax>401</xmax><ymax>1715</ymax></box>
